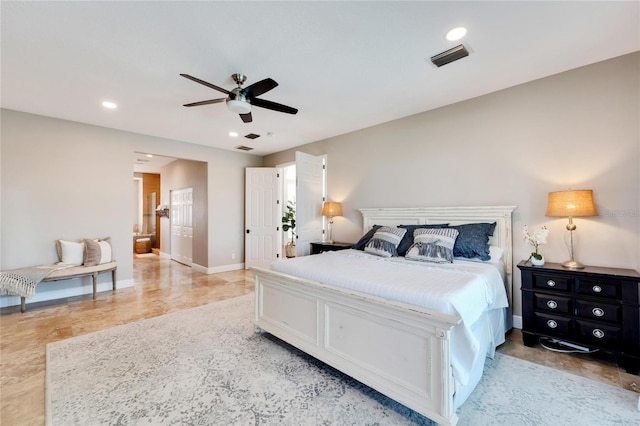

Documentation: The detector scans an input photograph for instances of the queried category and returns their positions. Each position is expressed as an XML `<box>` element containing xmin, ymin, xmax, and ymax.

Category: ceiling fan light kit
<box><xmin>226</xmin><ymin>98</ymin><xmax>251</xmax><ymax>114</ymax></box>
<box><xmin>181</xmin><ymin>73</ymin><xmax>298</xmax><ymax>123</ymax></box>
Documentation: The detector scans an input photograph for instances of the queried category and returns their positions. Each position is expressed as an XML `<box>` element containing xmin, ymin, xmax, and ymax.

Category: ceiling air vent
<box><xmin>235</xmin><ymin>145</ymin><xmax>254</xmax><ymax>151</ymax></box>
<box><xmin>245</xmin><ymin>133</ymin><xmax>260</xmax><ymax>139</ymax></box>
<box><xmin>430</xmin><ymin>44</ymin><xmax>469</xmax><ymax>67</ymax></box>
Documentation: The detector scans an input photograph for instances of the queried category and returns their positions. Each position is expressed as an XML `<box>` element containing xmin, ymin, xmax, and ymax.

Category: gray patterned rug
<box><xmin>46</xmin><ymin>293</ymin><xmax>639</xmax><ymax>425</ymax></box>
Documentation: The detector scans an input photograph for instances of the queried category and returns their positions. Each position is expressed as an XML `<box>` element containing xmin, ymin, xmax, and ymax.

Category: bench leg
<box><xmin>112</xmin><ymin>269</ymin><xmax>117</xmax><ymax>291</ymax></box>
<box><xmin>92</xmin><ymin>273</ymin><xmax>98</xmax><ymax>299</ymax></box>
<box><xmin>21</xmin><ymin>297</ymin><xmax>26</xmax><ymax>313</ymax></box>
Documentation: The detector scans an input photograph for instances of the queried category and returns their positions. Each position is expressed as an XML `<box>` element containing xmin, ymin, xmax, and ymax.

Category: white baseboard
<box><xmin>192</xmin><ymin>262</ymin><xmax>246</xmax><ymax>274</ymax></box>
<box><xmin>147</xmin><ymin>252</ymin><xmax>244</xmax><ymax>275</ymax></box>
<box><xmin>512</xmin><ymin>315</ymin><xmax>523</xmax><ymax>330</ymax></box>
<box><xmin>0</xmin><ymin>278</ymin><xmax>134</xmax><ymax>309</ymax></box>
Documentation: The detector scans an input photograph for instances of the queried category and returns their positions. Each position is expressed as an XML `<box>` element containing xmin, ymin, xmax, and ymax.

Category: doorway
<box><xmin>133</xmin><ymin>173</ymin><xmax>160</xmax><ymax>253</ymax></box>
<box><xmin>244</xmin><ymin>152</ymin><xmax>326</xmax><ymax>268</ymax></box>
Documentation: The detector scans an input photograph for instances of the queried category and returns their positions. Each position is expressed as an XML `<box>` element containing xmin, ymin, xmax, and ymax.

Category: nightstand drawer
<box><xmin>533</xmin><ymin>274</ymin><xmax>572</xmax><ymax>292</ymax></box>
<box><xmin>575</xmin><ymin>300</ymin><xmax>621</xmax><ymax>323</ymax></box>
<box><xmin>575</xmin><ymin>279</ymin><xmax>620</xmax><ymax>299</ymax></box>
<box><xmin>534</xmin><ymin>312</ymin><xmax>572</xmax><ymax>336</ymax></box>
<box><xmin>534</xmin><ymin>293</ymin><xmax>572</xmax><ymax>314</ymax></box>
<box><xmin>576</xmin><ymin>320</ymin><xmax>622</xmax><ymax>347</ymax></box>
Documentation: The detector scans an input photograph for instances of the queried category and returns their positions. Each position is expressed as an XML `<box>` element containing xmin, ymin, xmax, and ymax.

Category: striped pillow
<box><xmin>84</xmin><ymin>237</ymin><xmax>113</xmax><ymax>266</ymax></box>
<box><xmin>364</xmin><ymin>226</ymin><xmax>407</xmax><ymax>258</ymax></box>
<box><xmin>405</xmin><ymin>228</ymin><xmax>460</xmax><ymax>263</ymax></box>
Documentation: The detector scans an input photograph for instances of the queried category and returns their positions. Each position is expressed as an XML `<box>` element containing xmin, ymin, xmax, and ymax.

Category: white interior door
<box><xmin>295</xmin><ymin>152</ymin><xmax>325</xmax><ymax>257</ymax></box>
<box><xmin>170</xmin><ymin>187</ymin><xmax>193</xmax><ymax>266</ymax></box>
<box><xmin>245</xmin><ymin>168</ymin><xmax>281</xmax><ymax>269</ymax></box>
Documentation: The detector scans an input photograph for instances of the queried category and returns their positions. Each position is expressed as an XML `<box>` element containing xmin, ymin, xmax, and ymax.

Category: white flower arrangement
<box><xmin>523</xmin><ymin>225</ymin><xmax>549</xmax><ymax>261</ymax></box>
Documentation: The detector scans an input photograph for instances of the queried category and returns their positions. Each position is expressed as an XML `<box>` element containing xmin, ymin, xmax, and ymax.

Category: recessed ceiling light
<box><xmin>146</xmin><ymin>154</ymin><xmax>153</xmax><ymax>158</ymax></box>
<box><xmin>229</xmin><ymin>131</ymin><xmax>239</xmax><ymax>137</ymax></box>
<box><xmin>446</xmin><ymin>27</ymin><xmax>467</xmax><ymax>41</ymax></box>
<box><xmin>102</xmin><ymin>101</ymin><xmax>117</xmax><ymax>109</ymax></box>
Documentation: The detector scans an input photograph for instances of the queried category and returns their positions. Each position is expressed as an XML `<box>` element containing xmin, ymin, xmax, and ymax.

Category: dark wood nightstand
<box><xmin>518</xmin><ymin>260</ymin><xmax>640</xmax><ymax>374</ymax></box>
<box><xmin>310</xmin><ymin>241</ymin><xmax>353</xmax><ymax>255</ymax></box>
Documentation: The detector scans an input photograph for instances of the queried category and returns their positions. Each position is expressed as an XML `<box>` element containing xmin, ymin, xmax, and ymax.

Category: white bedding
<box><xmin>270</xmin><ymin>249</ymin><xmax>509</xmax><ymax>386</ymax></box>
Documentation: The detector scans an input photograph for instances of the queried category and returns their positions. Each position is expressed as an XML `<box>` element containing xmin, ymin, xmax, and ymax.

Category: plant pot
<box><xmin>285</xmin><ymin>242</ymin><xmax>296</xmax><ymax>258</ymax></box>
<box><xmin>531</xmin><ymin>255</ymin><xmax>545</xmax><ymax>266</ymax></box>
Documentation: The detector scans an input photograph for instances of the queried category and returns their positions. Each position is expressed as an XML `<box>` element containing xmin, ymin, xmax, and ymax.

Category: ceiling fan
<box><xmin>180</xmin><ymin>73</ymin><xmax>298</xmax><ymax>123</ymax></box>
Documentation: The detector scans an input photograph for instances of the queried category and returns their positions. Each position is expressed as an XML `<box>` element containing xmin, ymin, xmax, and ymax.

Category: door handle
<box><xmin>246</xmin><ymin>229</ymin><xmax>250</xmax><ymax>234</ymax></box>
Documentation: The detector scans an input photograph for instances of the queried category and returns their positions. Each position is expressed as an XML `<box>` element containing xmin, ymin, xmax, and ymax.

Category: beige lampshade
<box><xmin>546</xmin><ymin>190</ymin><xmax>597</xmax><ymax>217</ymax></box>
<box><xmin>321</xmin><ymin>202</ymin><xmax>342</xmax><ymax>217</ymax></box>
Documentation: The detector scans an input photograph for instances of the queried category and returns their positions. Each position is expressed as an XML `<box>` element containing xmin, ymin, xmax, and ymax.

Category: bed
<box><xmin>252</xmin><ymin>206</ymin><xmax>515</xmax><ymax>425</ymax></box>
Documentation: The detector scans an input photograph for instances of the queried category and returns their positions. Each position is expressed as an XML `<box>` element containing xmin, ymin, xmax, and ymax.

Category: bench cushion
<box><xmin>46</xmin><ymin>261</ymin><xmax>117</xmax><ymax>280</ymax></box>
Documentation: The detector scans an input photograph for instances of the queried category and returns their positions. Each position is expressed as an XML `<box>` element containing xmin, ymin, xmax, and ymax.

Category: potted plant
<box><xmin>282</xmin><ymin>201</ymin><xmax>296</xmax><ymax>258</ymax></box>
<box><xmin>523</xmin><ymin>224</ymin><xmax>549</xmax><ymax>266</ymax></box>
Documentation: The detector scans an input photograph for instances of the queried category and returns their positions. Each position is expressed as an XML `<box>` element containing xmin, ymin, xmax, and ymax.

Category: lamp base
<box><xmin>562</xmin><ymin>260</ymin><xmax>585</xmax><ymax>269</ymax></box>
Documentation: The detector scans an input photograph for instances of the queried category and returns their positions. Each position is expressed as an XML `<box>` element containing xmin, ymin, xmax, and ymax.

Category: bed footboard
<box><xmin>252</xmin><ymin>267</ymin><xmax>462</xmax><ymax>426</ymax></box>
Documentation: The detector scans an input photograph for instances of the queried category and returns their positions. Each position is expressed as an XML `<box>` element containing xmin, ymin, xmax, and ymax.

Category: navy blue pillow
<box><xmin>397</xmin><ymin>224</ymin><xmax>449</xmax><ymax>256</ymax></box>
<box><xmin>449</xmin><ymin>222</ymin><xmax>496</xmax><ymax>261</ymax></box>
<box><xmin>352</xmin><ymin>225</ymin><xmax>383</xmax><ymax>250</ymax></box>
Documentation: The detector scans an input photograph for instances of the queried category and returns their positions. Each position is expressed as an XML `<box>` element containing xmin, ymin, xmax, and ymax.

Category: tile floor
<box><xmin>1</xmin><ymin>254</ymin><xmax>637</xmax><ymax>425</ymax></box>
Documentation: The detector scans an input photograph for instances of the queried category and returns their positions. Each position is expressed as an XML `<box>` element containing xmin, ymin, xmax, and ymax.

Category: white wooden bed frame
<box><xmin>252</xmin><ymin>206</ymin><xmax>516</xmax><ymax>425</ymax></box>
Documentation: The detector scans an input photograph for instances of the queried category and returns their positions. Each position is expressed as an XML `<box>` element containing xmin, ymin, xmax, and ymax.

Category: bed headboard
<box><xmin>359</xmin><ymin>206</ymin><xmax>517</xmax><ymax>310</ymax></box>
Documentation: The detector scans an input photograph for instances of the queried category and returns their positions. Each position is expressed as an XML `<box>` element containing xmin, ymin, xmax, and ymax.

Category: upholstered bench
<box><xmin>19</xmin><ymin>261</ymin><xmax>117</xmax><ymax>313</ymax></box>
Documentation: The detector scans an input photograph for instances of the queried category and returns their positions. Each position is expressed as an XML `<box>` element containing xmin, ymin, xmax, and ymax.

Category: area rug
<box><xmin>46</xmin><ymin>293</ymin><xmax>640</xmax><ymax>425</ymax></box>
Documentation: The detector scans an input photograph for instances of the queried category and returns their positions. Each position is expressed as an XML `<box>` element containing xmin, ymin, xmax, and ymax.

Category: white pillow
<box><xmin>58</xmin><ymin>240</ymin><xmax>85</xmax><ymax>265</ymax></box>
<box><xmin>488</xmin><ymin>245</ymin><xmax>505</xmax><ymax>263</ymax></box>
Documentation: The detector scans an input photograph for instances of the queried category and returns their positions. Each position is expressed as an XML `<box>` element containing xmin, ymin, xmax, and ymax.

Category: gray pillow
<box><xmin>364</xmin><ymin>226</ymin><xmax>407</xmax><ymax>258</ymax></box>
<box><xmin>352</xmin><ymin>225</ymin><xmax>382</xmax><ymax>250</ymax></box>
<box><xmin>405</xmin><ymin>228</ymin><xmax>460</xmax><ymax>263</ymax></box>
<box><xmin>397</xmin><ymin>224</ymin><xmax>449</xmax><ymax>256</ymax></box>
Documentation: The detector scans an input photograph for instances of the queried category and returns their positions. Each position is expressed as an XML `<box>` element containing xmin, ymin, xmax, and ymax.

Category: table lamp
<box><xmin>546</xmin><ymin>189</ymin><xmax>597</xmax><ymax>269</ymax></box>
<box><xmin>321</xmin><ymin>202</ymin><xmax>342</xmax><ymax>244</ymax></box>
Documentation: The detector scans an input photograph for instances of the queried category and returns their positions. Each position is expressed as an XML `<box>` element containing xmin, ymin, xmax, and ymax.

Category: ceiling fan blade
<box><xmin>240</xmin><ymin>112</ymin><xmax>253</xmax><ymax>123</ymax></box>
<box><xmin>180</xmin><ymin>74</ymin><xmax>231</xmax><ymax>95</ymax></box>
<box><xmin>242</xmin><ymin>78</ymin><xmax>278</xmax><ymax>98</ymax></box>
<box><xmin>251</xmin><ymin>98</ymin><xmax>298</xmax><ymax>115</ymax></box>
<box><xmin>183</xmin><ymin>98</ymin><xmax>226</xmax><ymax>107</ymax></box>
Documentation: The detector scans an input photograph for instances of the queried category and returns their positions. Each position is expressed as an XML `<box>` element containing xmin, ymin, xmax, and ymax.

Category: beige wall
<box><xmin>264</xmin><ymin>52</ymin><xmax>640</xmax><ymax>318</ymax></box>
<box><xmin>0</xmin><ymin>109</ymin><xmax>262</xmax><ymax>306</ymax></box>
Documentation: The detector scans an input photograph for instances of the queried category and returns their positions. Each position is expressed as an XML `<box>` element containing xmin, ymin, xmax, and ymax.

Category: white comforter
<box><xmin>270</xmin><ymin>249</ymin><xmax>509</xmax><ymax>385</ymax></box>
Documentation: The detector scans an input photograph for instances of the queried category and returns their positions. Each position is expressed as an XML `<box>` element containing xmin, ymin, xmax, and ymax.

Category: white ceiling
<box><xmin>2</xmin><ymin>1</ymin><xmax>639</xmax><ymax>158</ymax></box>
<box><xmin>133</xmin><ymin>152</ymin><xmax>178</xmax><ymax>174</ymax></box>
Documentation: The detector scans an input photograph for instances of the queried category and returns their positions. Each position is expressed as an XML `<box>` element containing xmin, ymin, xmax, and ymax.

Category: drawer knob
<box><xmin>592</xmin><ymin>285</ymin><xmax>602</xmax><ymax>293</ymax></box>
<box><xmin>592</xmin><ymin>329</ymin><xmax>605</xmax><ymax>339</ymax></box>
<box><xmin>547</xmin><ymin>319</ymin><xmax>558</xmax><ymax>329</ymax></box>
<box><xmin>546</xmin><ymin>280</ymin><xmax>556</xmax><ymax>287</ymax></box>
<box><xmin>592</xmin><ymin>307</ymin><xmax>605</xmax><ymax>317</ymax></box>
<box><xmin>546</xmin><ymin>300</ymin><xmax>558</xmax><ymax>309</ymax></box>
